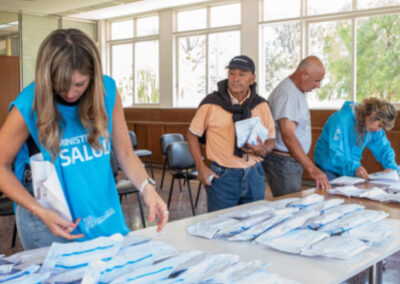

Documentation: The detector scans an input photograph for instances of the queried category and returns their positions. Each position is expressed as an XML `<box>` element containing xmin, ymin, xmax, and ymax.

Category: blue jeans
<box><xmin>16</xmin><ymin>171</ymin><xmax>70</xmax><ymax>250</ymax></box>
<box><xmin>205</xmin><ymin>162</ymin><xmax>265</xmax><ymax>212</ymax></box>
<box><xmin>262</xmin><ymin>153</ymin><xmax>303</xmax><ymax>197</ymax></box>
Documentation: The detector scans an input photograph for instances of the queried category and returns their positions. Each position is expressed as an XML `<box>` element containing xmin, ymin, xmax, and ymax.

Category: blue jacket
<box><xmin>314</xmin><ymin>101</ymin><xmax>398</xmax><ymax>176</ymax></box>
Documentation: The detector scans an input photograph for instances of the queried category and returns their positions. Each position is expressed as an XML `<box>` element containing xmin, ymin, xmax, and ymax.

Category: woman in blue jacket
<box><xmin>314</xmin><ymin>98</ymin><xmax>398</xmax><ymax>180</ymax></box>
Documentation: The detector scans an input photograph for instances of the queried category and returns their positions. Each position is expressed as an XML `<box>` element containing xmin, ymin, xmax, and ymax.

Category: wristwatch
<box><xmin>139</xmin><ymin>177</ymin><xmax>156</xmax><ymax>193</ymax></box>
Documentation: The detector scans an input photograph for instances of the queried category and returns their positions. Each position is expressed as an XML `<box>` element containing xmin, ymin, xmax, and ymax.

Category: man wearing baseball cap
<box><xmin>187</xmin><ymin>55</ymin><xmax>275</xmax><ymax>212</ymax></box>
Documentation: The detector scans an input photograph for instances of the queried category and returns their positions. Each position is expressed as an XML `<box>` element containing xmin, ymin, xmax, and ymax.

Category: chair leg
<box><xmin>11</xmin><ymin>222</ymin><xmax>17</xmax><ymax>248</ymax></box>
<box><xmin>195</xmin><ymin>182</ymin><xmax>202</xmax><ymax>208</ymax></box>
<box><xmin>186</xmin><ymin>177</ymin><xmax>196</xmax><ymax>216</ymax></box>
<box><xmin>136</xmin><ymin>192</ymin><xmax>146</xmax><ymax>228</ymax></box>
<box><xmin>160</xmin><ymin>159</ymin><xmax>167</xmax><ymax>190</ymax></box>
<box><xmin>178</xmin><ymin>178</ymin><xmax>183</xmax><ymax>193</ymax></box>
<box><xmin>148</xmin><ymin>156</ymin><xmax>154</xmax><ymax>178</ymax></box>
<box><xmin>167</xmin><ymin>177</ymin><xmax>175</xmax><ymax>209</ymax></box>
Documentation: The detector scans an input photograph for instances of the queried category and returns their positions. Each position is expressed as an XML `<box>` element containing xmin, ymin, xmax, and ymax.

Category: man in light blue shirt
<box><xmin>263</xmin><ymin>56</ymin><xmax>330</xmax><ymax>197</ymax></box>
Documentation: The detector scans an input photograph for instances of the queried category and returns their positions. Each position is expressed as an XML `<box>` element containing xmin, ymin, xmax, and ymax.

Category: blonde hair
<box><xmin>355</xmin><ymin>97</ymin><xmax>397</xmax><ymax>142</ymax></box>
<box><xmin>34</xmin><ymin>29</ymin><xmax>108</xmax><ymax>160</ymax></box>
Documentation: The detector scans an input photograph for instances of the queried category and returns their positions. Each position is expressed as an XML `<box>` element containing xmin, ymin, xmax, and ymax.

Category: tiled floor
<box><xmin>0</xmin><ymin>167</ymin><xmax>399</xmax><ymax>283</ymax></box>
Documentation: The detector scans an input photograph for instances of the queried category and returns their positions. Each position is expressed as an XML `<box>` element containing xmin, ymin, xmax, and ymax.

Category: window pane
<box><xmin>357</xmin><ymin>14</ymin><xmax>400</xmax><ymax>102</ymax></box>
<box><xmin>0</xmin><ymin>40</ymin><xmax>5</xmax><ymax>55</ymax></box>
<box><xmin>261</xmin><ymin>23</ymin><xmax>300</xmax><ymax>97</ymax></box>
<box><xmin>112</xmin><ymin>44</ymin><xmax>133</xmax><ymax>107</ymax></box>
<box><xmin>208</xmin><ymin>31</ymin><xmax>240</xmax><ymax>93</ymax></box>
<box><xmin>177</xmin><ymin>8</ymin><xmax>206</xmax><ymax>32</ymax></box>
<box><xmin>358</xmin><ymin>0</ymin><xmax>400</xmax><ymax>10</ymax></box>
<box><xmin>135</xmin><ymin>40</ymin><xmax>159</xmax><ymax>104</ymax></box>
<box><xmin>111</xmin><ymin>20</ymin><xmax>133</xmax><ymax>40</ymax></box>
<box><xmin>308</xmin><ymin>20</ymin><xmax>352</xmax><ymax>108</ymax></box>
<box><xmin>263</xmin><ymin>0</ymin><xmax>300</xmax><ymax>21</ymax></box>
<box><xmin>177</xmin><ymin>35</ymin><xmax>206</xmax><ymax>107</ymax></box>
<box><xmin>137</xmin><ymin>16</ymin><xmax>159</xmax><ymax>37</ymax></box>
<box><xmin>308</xmin><ymin>0</ymin><xmax>352</xmax><ymax>15</ymax></box>
<box><xmin>210</xmin><ymin>3</ymin><xmax>241</xmax><ymax>28</ymax></box>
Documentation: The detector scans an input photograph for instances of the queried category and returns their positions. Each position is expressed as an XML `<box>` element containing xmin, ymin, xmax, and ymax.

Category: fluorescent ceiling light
<box><xmin>68</xmin><ymin>0</ymin><xmax>211</xmax><ymax>20</ymax></box>
<box><xmin>0</xmin><ymin>21</ymin><xmax>18</xmax><ymax>30</ymax></box>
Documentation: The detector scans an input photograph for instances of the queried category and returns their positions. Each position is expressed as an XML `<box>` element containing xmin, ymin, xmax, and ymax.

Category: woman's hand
<box><xmin>142</xmin><ymin>185</ymin><xmax>169</xmax><ymax>232</ymax></box>
<box><xmin>35</xmin><ymin>206</ymin><xmax>84</xmax><ymax>240</ymax></box>
<box><xmin>356</xmin><ymin>166</ymin><xmax>369</xmax><ymax>180</ymax></box>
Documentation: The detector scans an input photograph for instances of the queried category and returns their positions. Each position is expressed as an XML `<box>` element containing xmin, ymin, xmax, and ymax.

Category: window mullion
<box><xmin>351</xmin><ymin>17</ymin><xmax>357</xmax><ymax>102</ymax></box>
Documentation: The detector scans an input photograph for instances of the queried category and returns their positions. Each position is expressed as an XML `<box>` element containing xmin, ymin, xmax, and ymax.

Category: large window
<box><xmin>175</xmin><ymin>3</ymin><xmax>241</xmax><ymax>107</ymax></box>
<box><xmin>109</xmin><ymin>15</ymin><xmax>159</xmax><ymax>107</ymax></box>
<box><xmin>260</xmin><ymin>22</ymin><xmax>300</xmax><ymax>99</ymax></box>
<box><xmin>260</xmin><ymin>0</ymin><xmax>400</xmax><ymax>108</ymax></box>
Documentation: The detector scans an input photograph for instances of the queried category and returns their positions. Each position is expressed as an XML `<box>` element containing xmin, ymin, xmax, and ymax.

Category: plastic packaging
<box><xmin>263</xmin><ymin>229</ymin><xmax>329</xmax><ymax>254</ymax></box>
<box><xmin>346</xmin><ymin>221</ymin><xmax>397</xmax><ymax>243</ymax></box>
<box><xmin>0</xmin><ymin>264</ymin><xmax>40</xmax><ymax>283</ymax></box>
<box><xmin>306</xmin><ymin>198</ymin><xmax>344</xmax><ymax>213</ymax></box>
<box><xmin>319</xmin><ymin>209</ymin><xmax>388</xmax><ymax>235</ymax></box>
<box><xmin>82</xmin><ymin>241</ymin><xmax>179</xmax><ymax>284</ymax></box>
<box><xmin>219</xmin><ymin>205</ymin><xmax>275</xmax><ymax>220</ymax></box>
<box><xmin>186</xmin><ymin>217</ymin><xmax>239</xmax><ymax>239</ymax></box>
<box><xmin>289</xmin><ymin>194</ymin><xmax>324</xmax><ymax>208</ymax></box>
<box><xmin>228</xmin><ymin>209</ymin><xmax>296</xmax><ymax>241</ymax></box>
<box><xmin>307</xmin><ymin>203</ymin><xmax>364</xmax><ymax>229</ymax></box>
<box><xmin>216</xmin><ymin>213</ymin><xmax>272</xmax><ymax>238</ymax></box>
<box><xmin>328</xmin><ymin>186</ymin><xmax>367</xmax><ymax>197</ymax></box>
<box><xmin>41</xmin><ymin>233</ymin><xmax>124</xmax><ymax>274</ymax></box>
<box><xmin>254</xmin><ymin>209</ymin><xmax>319</xmax><ymax>242</ymax></box>
<box><xmin>300</xmin><ymin>236</ymin><xmax>369</xmax><ymax>259</ymax></box>
<box><xmin>267</xmin><ymin>198</ymin><xmax>300</xmax><ymax>209</ymax></box>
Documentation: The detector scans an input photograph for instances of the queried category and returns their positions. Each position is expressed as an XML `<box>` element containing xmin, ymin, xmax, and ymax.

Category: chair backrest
<box><xmin>166</xmin><ymin>141</ymin><xmax>195</xmax><ymax>170</ymax></box>
<box><xmin>0</xmin><ymin>197</ymin><xmax>15</xmax><ymax>217</ymax></box>
<box><xmin>128</xmin><ymin>131</ymin><xmax>138</xmax><ymax>149</ymax></box>
<box><xmin>160</xmin><ymin>133</ymin><xmax>185</xmax><ymax>156</ymax></box>
<box><xmin>110</xmin><ymin>149</ymin><xmax>119</xmax><ymax>179</ymax></box>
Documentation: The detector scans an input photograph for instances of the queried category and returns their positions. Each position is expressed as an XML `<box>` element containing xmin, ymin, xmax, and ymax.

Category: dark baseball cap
<box><xmin>226</xmin><ymin>55</ymin><xmax>255</xmax><ymax>74</ymax></box>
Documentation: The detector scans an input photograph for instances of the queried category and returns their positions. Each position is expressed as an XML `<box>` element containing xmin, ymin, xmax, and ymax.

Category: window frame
<box><xmin>173</xmin><ymin>2</ymin><xmax>241</xmax><ymax>108</ymax></box>
<box><xmin>107</xmin><ymin>13</ymin><xmax>160</xmax><ymax>107</ymax></box>
<box><xmin>259</xmin><ymin>0</ymin><xmax>400</xmax><ymax>108</ymax></box>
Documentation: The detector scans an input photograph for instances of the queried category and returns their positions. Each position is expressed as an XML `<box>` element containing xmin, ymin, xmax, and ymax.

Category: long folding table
<box><xmin>136</xmin><ymin>196</ymin><xmax>400</xmax><ymax>284</ymax></box>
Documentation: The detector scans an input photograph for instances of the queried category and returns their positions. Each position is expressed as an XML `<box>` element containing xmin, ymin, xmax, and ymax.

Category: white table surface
<box><xmin>136</xmin><ymin>200</ymin><xmax>400</xmax><ymax>284</ymax></box>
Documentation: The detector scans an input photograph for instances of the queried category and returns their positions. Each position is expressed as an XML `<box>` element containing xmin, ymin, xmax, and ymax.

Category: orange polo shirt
<box><xmin>189</xmin><ymin>96</ymin><xmax>275</xmax><ymax>169</ymax></box>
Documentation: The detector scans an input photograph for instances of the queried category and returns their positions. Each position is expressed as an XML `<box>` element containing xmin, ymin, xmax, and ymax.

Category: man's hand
<box><xmin>243</xmin><ymin>137</ymin><xmax>267</xmax><ymax>157</ymax></box>
<box><xmin>265</xmin><ymin>139</ymin><xmax>275</xmax><ymax>154</ymax></box>
<box><xmin>142</xmin><ymin>185</ymin><xmax>169</xmax><ymax>232</ymax></box>
<box><xmin>308</xmin><ymin>166</ymin><xmax>331</xmax><ymax>191</ymax></box>
<box><xmin>197</xmin><ymin>164</ymin><xmax>219</xmax><ymax>186</ymax></box>
<box><xmin>356</xmin><ymin>166</ymin><xmax>369</xmax><ymax>180</ymax></box>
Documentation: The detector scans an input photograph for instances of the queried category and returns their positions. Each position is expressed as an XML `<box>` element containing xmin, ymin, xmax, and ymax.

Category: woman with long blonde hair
<box><xmin>0</xmin><ymin>29</ymin><xmax>168</xmax><ymax>249</ymax></box>
<box><xmin>314</xmin><ymin>97</ymin><xmax>398</xmax><ymax>180</ymax></box>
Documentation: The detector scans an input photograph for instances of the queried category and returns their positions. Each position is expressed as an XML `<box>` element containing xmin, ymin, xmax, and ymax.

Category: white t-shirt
<box><xmin>267</xmin><ymin>77</ymin><xmax>311</xmax><ymax>154</ymax></box>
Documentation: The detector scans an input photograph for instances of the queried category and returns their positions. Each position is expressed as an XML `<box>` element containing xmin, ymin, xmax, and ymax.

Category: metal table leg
<box><xmin>369</xmin><ymin>261</ymin><xmax>383</xmax><ymax>284</ymax></box>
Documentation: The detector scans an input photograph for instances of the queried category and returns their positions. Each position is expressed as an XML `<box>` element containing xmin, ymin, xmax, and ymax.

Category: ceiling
<box><xmin>0</xmin><ymin>0</ymin><xmax>211</xmax><ymax>19</ymax></box>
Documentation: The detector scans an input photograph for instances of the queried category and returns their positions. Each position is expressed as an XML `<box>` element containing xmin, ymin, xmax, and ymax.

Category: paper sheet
<box><xmin>30</xmin><ymin>153</ymin><xmax>72</xmax><ymax>221</ymax></box>
<box><xmin>330</xmin><ymin>176</ymin><xmax>365</xmax><ymax>185</ymax></box>
<box><xmin>368</xmin><ymin>170</ymin><xmax>399</xmax><ymax>183</ymax></box>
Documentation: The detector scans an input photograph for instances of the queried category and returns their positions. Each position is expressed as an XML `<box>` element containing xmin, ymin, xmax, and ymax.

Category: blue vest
<box><xmin>11</xmin><ymin>75</ymin><xmax>130</xmax><ymax>240</ymax></box>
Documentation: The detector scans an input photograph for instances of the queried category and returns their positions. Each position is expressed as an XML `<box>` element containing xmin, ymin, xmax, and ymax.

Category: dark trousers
<box><xmin>262</xmin><ymin>153</ymin><xmax>303</xmax><ymax>197</ymax></box>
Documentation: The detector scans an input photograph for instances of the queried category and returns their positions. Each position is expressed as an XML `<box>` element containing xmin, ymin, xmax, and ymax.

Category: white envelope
<box><xmin>30</xmin><ymin>153</ymin><xmax>72</xmax><ymax>221</ymax></box>
<box><xmin>235</xmin><ymin>117</ymin><xmax>269</xmax><ymax>148</ymax></box>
